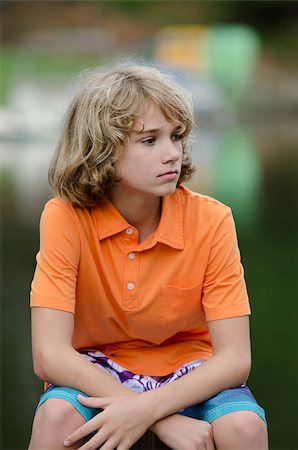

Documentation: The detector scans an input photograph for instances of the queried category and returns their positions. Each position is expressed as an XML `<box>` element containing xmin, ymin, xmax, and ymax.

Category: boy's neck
<box><xmin>110</xmin><ymin>191</ymin><xmax>162</xmax><ymax>243</ymax></box>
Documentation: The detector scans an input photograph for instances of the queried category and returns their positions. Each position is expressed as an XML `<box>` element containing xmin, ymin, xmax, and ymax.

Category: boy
<box><xmin>29</xmin><ymin>64</ymin><xmax>267</xmax><ymax>450</ymax></box>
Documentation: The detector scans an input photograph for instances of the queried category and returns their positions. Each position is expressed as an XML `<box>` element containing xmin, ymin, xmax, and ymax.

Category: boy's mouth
<box><xmin>158</xmin><ymin>169</ymin><xmax>179</xmax><ymax>177</ymax></box>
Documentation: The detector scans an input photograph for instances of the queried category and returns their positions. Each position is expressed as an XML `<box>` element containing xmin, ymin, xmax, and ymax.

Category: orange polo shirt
<box><xmin>30</xmin><ymin>185</ymin><xmax>250</xmax><ymax>376</ymax></box>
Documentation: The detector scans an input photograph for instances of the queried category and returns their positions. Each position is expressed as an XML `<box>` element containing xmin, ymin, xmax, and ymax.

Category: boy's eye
<box><xmin>142</xmin><ymin>137</ymin><xmax>156</xmax><ymax>145</ymax></box>
<box><xmin>172</xmin><ymin>133</ymin><xmax>183</xmax><ymax>141</ymax></box>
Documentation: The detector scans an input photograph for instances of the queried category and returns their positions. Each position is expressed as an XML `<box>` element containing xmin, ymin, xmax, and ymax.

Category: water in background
<box><xmin>1</xmin><ymin>73</ymin><xmax>298</xmax><ymax>449</ymax></box>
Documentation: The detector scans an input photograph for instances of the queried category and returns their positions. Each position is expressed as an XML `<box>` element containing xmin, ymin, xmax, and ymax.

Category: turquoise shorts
<box><xmin>37</xmin><ymin>384</ymin><xmax>267</xmax><ymax>425</ymax></box>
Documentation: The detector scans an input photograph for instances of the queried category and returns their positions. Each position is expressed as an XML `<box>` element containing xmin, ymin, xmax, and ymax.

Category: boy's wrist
<box><xmin>136</xmin><ymin>390</ymin><xmax>163</xmax><ymax>425</ymax></box>
<box><xmin>149</xmin><ymin>414</ymin><xmax>180</xmax><ymax>439</ymax></box>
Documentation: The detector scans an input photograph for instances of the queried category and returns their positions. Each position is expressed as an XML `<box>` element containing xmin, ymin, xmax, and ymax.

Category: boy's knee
<box><xmin>212</xmin><ymin>411</ymin><xmax>267</xmax><ymax>448</ymax></box>
<box><xmin>34</xmin><ymin>398</ymin><xmax>84</xmax><ymax>433</ymax></box>
<box><xmin>39</xmin><ymin>398</ymin><xmax>76</xmax><ymax>424</ymax></box>
<box><xmin>30</xmin><ymin>399</ymin><xmax>86</xmax><ymax>449</ymax></box>
<box><xmin>228</xmin><ymin>411</ymin><xmax>266</xmax><ymax>440</ymax></box>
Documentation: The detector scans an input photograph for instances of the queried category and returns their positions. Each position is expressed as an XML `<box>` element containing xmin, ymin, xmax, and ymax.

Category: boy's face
<box><xmin>114</xmin><ymin>102</ymin><xmax>183</xmax><ymax>199</ymax></box>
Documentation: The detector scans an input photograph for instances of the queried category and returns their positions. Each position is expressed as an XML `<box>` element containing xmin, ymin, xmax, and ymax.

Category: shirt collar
<box><xmin>95</xmin><ymin>199</ymin><xmax>129</xmax><ymax>240</ymax></box>
<box><xmin>95</xmin><ymin>188</ymin><xmax>184</xmax><ymax>250</ymax></box>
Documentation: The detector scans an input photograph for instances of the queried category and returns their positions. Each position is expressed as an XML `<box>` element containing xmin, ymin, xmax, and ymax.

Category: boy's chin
<box><xmin>158</xmin><ymin>184</ymin><xmax>178</xmax><ymax>197</ymax></box>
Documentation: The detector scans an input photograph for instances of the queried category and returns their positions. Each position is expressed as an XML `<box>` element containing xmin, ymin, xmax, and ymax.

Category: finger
<box><xmin>64</xmin><ymin>416</ymin><xmax>103</xmax><ymax>447</ymax></box>
<box><xmin>78</xmin><ymin>431</ymin><xmax>117</xmax><ymax>450</ymax></box>
<box><xmin>77</xmin><ymin>394</ymin><xmax>110</xmax><ymax>409</ymax></box>
<box><xmin>205</xmin><ymin>436</ymin><xmax>216</xmax><ymax>450</ymax></box>
<box><xmin>93</xmin><ymin>435</ymin><xmax>121</xmax><ymax>450</ymax></box>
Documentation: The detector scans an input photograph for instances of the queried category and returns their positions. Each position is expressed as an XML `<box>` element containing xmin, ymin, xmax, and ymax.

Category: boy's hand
<box><xmin>152</xmin><ymin>413</ymin><xmax>215</xmax><ymax>450</ymax></box>
<box><xmin>63</xmin><ymin>394</ymin><xmax>156</xmax><ymax>450</ymax></box>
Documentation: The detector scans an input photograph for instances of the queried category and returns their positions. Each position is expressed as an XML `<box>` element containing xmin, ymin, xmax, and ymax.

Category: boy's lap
<box><xmin>37</xmin><ymin>384</ymin><xmax>266</xmax><ymax>426</ymax></box>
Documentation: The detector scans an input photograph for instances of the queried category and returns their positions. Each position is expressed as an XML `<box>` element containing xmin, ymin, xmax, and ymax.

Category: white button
<box><xmin>127</xmin><ymin>282</ymin><xmax>135</xmax><ymax>290</ymax></box>
<box><xmin>126</xmin><ymin>228</ymin><xmax>133</xmax><ymax>235</ymax></box>
<box><xmin>128</xmin><ymin>252</ymin><xmax>135</xmax><ymax>260</ymax></box>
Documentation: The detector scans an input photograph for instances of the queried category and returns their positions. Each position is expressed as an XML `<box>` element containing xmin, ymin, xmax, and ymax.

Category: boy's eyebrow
<box><xmin>135</xmin><ymin>128</ymin><xmax>159</xmax><ymax>135</ymax></box>
<box><xmin>134</xmin><ymin>125</ymin><xmax>181</xmax><ymax>135</ymax></box>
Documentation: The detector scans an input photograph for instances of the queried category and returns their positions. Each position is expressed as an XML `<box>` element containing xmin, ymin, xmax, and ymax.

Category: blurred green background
<box><xmin>1</xmin><ymin>1</ymin><xmax>298</xmax><ymax>449</ymax></box>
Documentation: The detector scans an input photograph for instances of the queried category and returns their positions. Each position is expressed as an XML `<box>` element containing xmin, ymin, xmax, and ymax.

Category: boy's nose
<box><xmin>162</xmin><ymin>141</ymin><xmax>181</xmax><ymax>163</ymax></box>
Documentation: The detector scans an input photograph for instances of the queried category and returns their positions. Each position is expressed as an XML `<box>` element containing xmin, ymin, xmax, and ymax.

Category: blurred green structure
<box><xmin>0</xmin><ymin>49</ymin><xmax>100</xmax><ymax>105</ymax></box>
<box><xmin>212</xmin><ymin>127</ymin><xmax>262</xmax><ymax>230</ymax></box>
<box><xmin>205</xmin><ymin>26</ymin><xmax>260</xmax><ymax>102</ymax></box>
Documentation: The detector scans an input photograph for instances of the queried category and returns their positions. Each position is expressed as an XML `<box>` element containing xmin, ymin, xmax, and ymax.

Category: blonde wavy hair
<box><xmin>49</xmin><ymin>63</ymin><xmax>196</xmax><ymax>207</ymax></box>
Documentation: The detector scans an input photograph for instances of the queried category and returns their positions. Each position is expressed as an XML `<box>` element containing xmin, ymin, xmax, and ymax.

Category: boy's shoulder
<box><xmin>174</xmin><ymin>186</ymin><xmax>233</xmax><ymax>234</ymax></box>
<box><xmin>41</xmin><ymin>196</ymin><xmax>79</xmax><ymax>224</ymax></box>
<box><xmin>45</xmin><ymin>195</ymin><xmax>72</xmax><ymax>209</ymax></box>
<box><xmin>177</xmin><ymin>185</ymin><xmax>231</xmax><ymax>215</ymax></box>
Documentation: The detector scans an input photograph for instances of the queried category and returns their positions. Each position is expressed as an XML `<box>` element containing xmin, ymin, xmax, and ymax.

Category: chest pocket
<box><xmin>160</xmin><ymin>281</ymin><xmax>204</xmax><ymax>334</ymax></box>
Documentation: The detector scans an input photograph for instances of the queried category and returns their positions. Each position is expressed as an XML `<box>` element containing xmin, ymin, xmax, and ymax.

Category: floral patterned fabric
<box><xmin>81</xmin><ymin>350</ymin><xmax>204</xmax><ymax>394</ymax></box>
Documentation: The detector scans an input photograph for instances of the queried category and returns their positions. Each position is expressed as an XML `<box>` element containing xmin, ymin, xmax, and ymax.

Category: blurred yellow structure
<box><xmin>154</xmin><ymin>25</ymin><xmax>208</xmax><ymax>73</ymax></box>
<box><xmin>154</xmin><ymin>25</ymin><xmax>260</xmax><ymax>102</ymax></box>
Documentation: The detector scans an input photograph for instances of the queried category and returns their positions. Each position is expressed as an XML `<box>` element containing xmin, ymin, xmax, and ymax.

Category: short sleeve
<box><xmin>202</xmin><ymin>208</ymin><xmax>251</xmax><ymax>321</ymax></box>
<box><xmin>30</xmin><ymin>199</ymin><xmax>80</xmax><ymax>313</ymax></box>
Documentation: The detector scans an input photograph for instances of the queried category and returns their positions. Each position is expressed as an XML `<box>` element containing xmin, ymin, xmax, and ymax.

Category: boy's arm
<box><xmin>31</xmin><ymin>307</ymin><xmax>136</xmax><ymax>398</ymax></box>
<box><xmin>147</xmin><ymin>314</ymin><xmax>251</xmax><ymax>419</ymax></box>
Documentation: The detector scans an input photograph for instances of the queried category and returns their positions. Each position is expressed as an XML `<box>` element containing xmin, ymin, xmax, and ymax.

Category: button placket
<box><xmin>123</xmin><ymin>228</ymin><xmax>139</xmax><ymax>311</ymax></box>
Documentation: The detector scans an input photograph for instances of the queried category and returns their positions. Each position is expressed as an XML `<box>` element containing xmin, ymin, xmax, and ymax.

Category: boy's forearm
<box><xmin>144</xmin><ymin>351</ymin><xmax>250</xmax><ymax>425</ymax></box>
<box><xmin>36</xmin><ymin>346</ymin><xmax>137</xmax><ymax>398</ymax></box>
<box><xmin>148</xmin><ymin>316</ymin><xmax>252</xmax><ymax>424</ymax></box>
